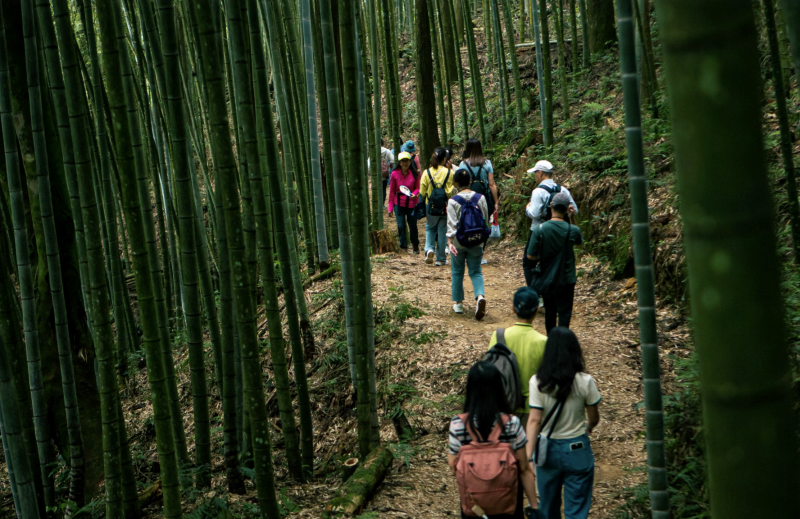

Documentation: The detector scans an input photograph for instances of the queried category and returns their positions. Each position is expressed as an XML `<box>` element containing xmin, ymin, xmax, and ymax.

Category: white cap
<box><xmin>527</xmin><ymin>160</ymin><xmax>554</xmax><ymax>174</ymax></box>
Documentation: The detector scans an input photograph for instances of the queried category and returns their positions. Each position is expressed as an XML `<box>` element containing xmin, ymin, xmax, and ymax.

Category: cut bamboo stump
<box><xmin>327</xmin><ymin>446</ymin><xmax>394</xmax><ymax>516</ymax></box>
<box><xmin>369</xmin><ymin>229</ymin><xmax>399</xmax><ymax>254</ymax></box>
<box><xmin>341</xmin><ymin>457</ymin><xmax>359</xmax><ymax>480</ymax></box>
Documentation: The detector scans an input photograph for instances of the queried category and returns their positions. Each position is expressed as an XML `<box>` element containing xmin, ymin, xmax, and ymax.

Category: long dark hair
<box><xmin>537</xmin><ymin>327</ymin><xmax>585</xmax><ymax>401</ymax></box>
<box><xmin>462</xmin><ymin>138</ymin><xmax>485</xmax><ymax>167</ymax></box>
<box><xmin>463</xmin><ymin>361</ymin><xmax>511</xmax><ymax>441</ymax></box>
<box><xmin>430</xmin><ymin>147</ymin><xmax>448</xmax><ymax>169</ymax></box>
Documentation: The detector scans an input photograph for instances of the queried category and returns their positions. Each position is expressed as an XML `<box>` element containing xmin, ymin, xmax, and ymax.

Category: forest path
<box><xmin>361</xmin><ymin>215</ymin><xmax>649</xmax><ymax>518</ymax></box>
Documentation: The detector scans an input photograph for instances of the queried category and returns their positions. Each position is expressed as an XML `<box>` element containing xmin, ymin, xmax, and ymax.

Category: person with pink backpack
<box><xmin>448</xmin><ymin>361</ymin><xmax>540</xmax><ymax>518</ymax></box>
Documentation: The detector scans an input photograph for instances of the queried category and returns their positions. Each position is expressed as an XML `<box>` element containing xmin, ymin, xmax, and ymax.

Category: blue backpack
<box><xmin>453</xmin><ymin>194</ymin><xmax>490</xmax><ymax>248</ymax></box>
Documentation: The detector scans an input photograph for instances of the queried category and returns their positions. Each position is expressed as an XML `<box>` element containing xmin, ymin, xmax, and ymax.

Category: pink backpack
<box><xmin>455</xmin><ymin>413</ymin><xmax>519</xmax><ymax>516</ymax></box>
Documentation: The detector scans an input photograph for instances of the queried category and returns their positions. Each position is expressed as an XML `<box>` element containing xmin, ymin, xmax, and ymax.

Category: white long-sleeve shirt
<box><xmin>525</xmin><ymin>179</ymin><xmax>578</xmax><ymax>231</ymax></box>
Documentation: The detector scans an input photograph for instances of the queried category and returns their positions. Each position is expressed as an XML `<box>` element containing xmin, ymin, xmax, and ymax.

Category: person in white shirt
<box><xmin>526</xmin><ymin>327</ymin><xmax>600</xmax><ymax>519</ymax></box>
<box><xmin>524</xmin><ymin>160</ymin><xmax>578</xmax><ymax>285</ymax></box>
<box><xmin>367</xmin><ymin>144</ymin><xmax>395</xmax><ymax>206</ymax></box>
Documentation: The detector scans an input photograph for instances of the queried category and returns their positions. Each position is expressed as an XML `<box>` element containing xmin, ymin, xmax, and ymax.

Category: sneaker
<box><xmin>481</xmin><ymin>258</ymin><xmax>488</xmax><ymax>265</ymax></box>
<box><xmin>412</xmin><ymin>245</ymin><xmax>420</xmax><ymax>254</ymax></box>
<box><xmin>453</xmin><ymin>303</ymin><xmax>464</xmax><ymax>314</ymax></box>
<box><xmin>435</xmin><ymin>261</ymin><xmax>444</xmax><ymax>267</ymax></box>
<box><xmin>425</xmin><ymin>250</ymin><xmax>434</xmax><ymax>264</ymax></box>
<box><xmin>475</xmin><ymin>296</ymin><xmax>487</xmax><ymax>320</ymax></box>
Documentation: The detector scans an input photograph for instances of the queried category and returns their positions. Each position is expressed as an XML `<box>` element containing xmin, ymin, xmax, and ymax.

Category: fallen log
<box><xmin>303</xmin><ymin>263</ymin><xmax>341</xmax><ymax>289</ymax></box>
<box><xmin>326</xmin><ymin>446</ymin><xmax>394</xmax><ymax>516</ymax></box>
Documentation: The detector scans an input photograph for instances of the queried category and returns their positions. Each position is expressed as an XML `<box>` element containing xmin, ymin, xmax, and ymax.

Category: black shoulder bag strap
<box><xmin>540</xmin><ymin>393</ymin><xmax>568</xmax><ymax>439</ymax></box>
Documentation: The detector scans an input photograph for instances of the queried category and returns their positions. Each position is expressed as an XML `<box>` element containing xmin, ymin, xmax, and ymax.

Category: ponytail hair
<box><xmin>430</xmin><ymin>147</ymin><xmax>448</xmax><ymax>169</ymax></box>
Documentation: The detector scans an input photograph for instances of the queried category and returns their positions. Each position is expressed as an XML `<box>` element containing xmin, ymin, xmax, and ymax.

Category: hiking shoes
<box><xmin>412</xmin><ymin>245</ymin><xmax>420</xmax><ymax>254</ymax></box>
<box><xmin>425</xmin><ymin>250</ymin><xmax>435</xmax><ymax>264</ymax></box>
<box><xmin>453</xmin><ymin>303</ymin><xmax>464</xmax><ymax>314</ymax></box>
<box><xmin>475</xmin><ymin>296</ymin><xmax>487</xmax><ymax>321</ymax></box>
<box><xmin>481</xmin><ymin>258</ymin><xmax>488</xmax><ymax>265</ymax></box>
<box><xmin>435</xmin><ymin>261</ymin><xmax>444</xmax><ymax>267</ymax></box>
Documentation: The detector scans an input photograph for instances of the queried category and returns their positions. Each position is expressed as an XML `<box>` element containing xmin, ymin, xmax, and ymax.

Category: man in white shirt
<box><xmin>523</xmin><ymin>160</ymin><xmax>578</xmax><ymax>286</ymax></box>
<box><xmin>367</xmin><ymin>145</ymin><xmax>395</xmax><ymax>206</ymax></box>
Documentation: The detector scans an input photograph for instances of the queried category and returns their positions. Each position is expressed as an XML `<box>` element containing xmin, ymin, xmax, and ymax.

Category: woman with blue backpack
<box><xmin>420</xmin><ymin>147</ymin><xmax>456</xmax><ymax>266</ymax></box>
<box><xmin>447</xmin><ymin>169</ymin><xmax>491</xmax><ymax>319</ymax></box>
<box><xmin>459</xmin><ymin>138</ymin><xmax>499</xmax><ymax>265</ymax></box>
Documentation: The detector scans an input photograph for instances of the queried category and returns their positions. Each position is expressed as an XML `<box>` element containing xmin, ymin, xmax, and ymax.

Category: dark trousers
<box><xmin>543</xmin><ymin>283</ymin><xmax>576</xmax><ymax>334</ymax></box>
<box><xmin>395</xmin><ymin>206</ymin><xmax>419</xmax><ymax>248</ymax></box>
<box><xmin>523</xmin><ymin>229</ymin><xmax>537</xmax><ymax>286</ymax></box>
<box><xmin>382</xmin><ymin>179</ymin><xmax>389</xmax><ymax>205</ymax></box>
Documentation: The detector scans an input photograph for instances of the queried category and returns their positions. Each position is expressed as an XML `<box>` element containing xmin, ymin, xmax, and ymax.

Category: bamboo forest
<box><xmin>2</xmin><ymin>0</ymin><xmax>800</xmax><ymax>517</ymax></box>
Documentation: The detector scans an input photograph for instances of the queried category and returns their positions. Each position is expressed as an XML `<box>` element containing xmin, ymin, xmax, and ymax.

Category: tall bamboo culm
<box><xmin>0</xmin><ymin>5</ymin><xmax>56</xmax><ymax>511</ymax></box>
<box><xmin>190</xmin><ymin>0</ymin><xmax>281</xmax><ymax>514</ymax></box>
<box><xmin>654</xmin><ymin>0</ymin><xmax>800</xmax><ymax>517</ymax></box>
<box><xmin>615</xmin><ymin>1</ymin><xmax>668</xmax><ymax>516</ymax></box>
<box><xmin>24</xmin><ymin>0</ymin><xmax>86</xmax><ymax>509</ymax></box>
<box><xmin>93</xmin><ymin>1</ymin><xmax>184</xmax><ymax>516</ymax></box>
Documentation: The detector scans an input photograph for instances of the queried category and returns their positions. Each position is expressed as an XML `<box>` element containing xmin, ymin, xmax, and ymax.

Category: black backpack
<box><xmin>483</xmin><ymin>329</ymin><xmax>525</xmax><ymax>411</ymax></box>
<box><xmin>426</xmin><ymin>169</ymin><xmax>450</xmax><ymax>216</ymax></box>
<box><xmin>537</xmin><ymin>183</ymin><xmax>562</xmax><ymax>221</ymax></box>
<box><xmin>467</xmin><ymin>164</ymin><xmax>495</xmax><ymax>216</ymax></box>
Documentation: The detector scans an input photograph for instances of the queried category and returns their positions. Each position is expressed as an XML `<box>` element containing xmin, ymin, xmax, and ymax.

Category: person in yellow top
<box><xmin>419</xmin><ymin>147</ymin><xmax>457</xmax><ymax>266</ymax></box>
<box><xmin>488</xmin><ymin>287</ymin><xmax>547</xmax><ymax>417</ymax></box>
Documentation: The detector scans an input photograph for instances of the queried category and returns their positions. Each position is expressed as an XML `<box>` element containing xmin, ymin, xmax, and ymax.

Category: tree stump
<box><xmin>327</xmin><ymin>446</ymin><xmax>394</xmax><ymax>516</ymax></box>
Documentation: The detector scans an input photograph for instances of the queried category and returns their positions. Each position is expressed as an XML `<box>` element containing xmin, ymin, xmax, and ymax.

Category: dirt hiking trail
<box><xmin>357</xmin><ymin>215</ymin><xmax>663</xmax><ymax>518</ymax></box>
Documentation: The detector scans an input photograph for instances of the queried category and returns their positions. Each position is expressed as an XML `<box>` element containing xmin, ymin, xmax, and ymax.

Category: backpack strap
<box><xmin>496</xmin><ymin>328</ymin><xmax>506</xmax><ymax>347</ymax></box>
<box><xmin>487</xmin><ymin>414</ymin><xmax>510</xmax><ymax>443</ymax></box>
<box><xmin>441</xmin><ymin>171</ymin><xmax>451</xmax><ymax>188</ymax></box>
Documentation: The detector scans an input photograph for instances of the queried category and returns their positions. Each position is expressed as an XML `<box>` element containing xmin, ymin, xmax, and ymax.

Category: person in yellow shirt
<box><xmin>488</xmin><ymin>287</ymin><xmax>547</xmax><ymax>419</ymax></box>
<box><xmin>419</xmin><ymin>147</ymin><xmax>457</xmax><ymax>266</ymax></box>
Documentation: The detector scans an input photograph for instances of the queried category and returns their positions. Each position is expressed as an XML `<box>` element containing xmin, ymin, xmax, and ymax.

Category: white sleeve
<box><xmin>529</xmin><ymin>376</ymin><xmax>543</xmax><ymax>409</ymax></box>
<box><xmin>446</xmin><ymin>199</ymin><xmax>460</xmax><ymax>238</ymax></box>
<box><xmin>564</xmin><ymin>187</ymin><xmax>579</xmax><ymax>214</ymax></box>
<box><xmin>479</xmin><ymin>196</ymin><xmax>489</xmax><ymax>224</ymax></box>
<box><xmin>525</xmin><ymin>189</ymin><xmax>540</xmax><ymax>220</ymax></box>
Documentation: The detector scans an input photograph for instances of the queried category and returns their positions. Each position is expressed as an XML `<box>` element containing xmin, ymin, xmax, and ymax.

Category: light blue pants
<box><xmin>450</xmin><ymin>245</ymin><xmax>484</xmax><ymax>302</ymax></box>
<box><xmin>536</xmin><ymin>434</ymin><xmax>595</xmax><ymax>519</ymax></box>
<box><xmin>425</xmin><ymin>214</ymin><xmax>447</xmax><ymax>262</ymax></box>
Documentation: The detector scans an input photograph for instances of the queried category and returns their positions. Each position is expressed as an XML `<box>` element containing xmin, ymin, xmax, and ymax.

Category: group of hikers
<box><xmin>377</xmin><ymin>139</ymin><xmax>594</xmax><ymax>518</ymax></box>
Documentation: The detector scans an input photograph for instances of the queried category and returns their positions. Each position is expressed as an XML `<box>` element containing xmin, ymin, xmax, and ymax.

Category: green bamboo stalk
<box><xmin>763</xmin><ymin>0</ymin><xmax>800</xmax><ymax>265</ymax></box>
<box><xmin>578</xmin><ymin>0</ymin><xmax>590</xmax><ymax>67</ymax></box>
<box><xmin>0</xmin><ymin>339</ymin><xmax>39</xmax><ymax>519</ymax></box>
<box><xmin>191</xmin><ymin>0</ymin><xmax>282</xmax><ymax>512</ymax></box>
<box><xmin>499</xmin><ymin>0</ymin><xmax>524</xmax><ymax>126</ymax></box>
<box><xmin>229</xmin><ymin>0</ymin><xmax>305</xmax><ymax>479</ymax></box>
<box><xmin>437</xmin><ymin>1</ymin><xmax>456</xmax><ymax>144</ymax></box>
<box><xmin>53</xmin><ymin>1</ymin><xmax>131</xmax><ymax>513</ymax></box>
<box><xmin>262</xmin><ymin>0</ymin><xmax>316</xmax><ymax>475</ymax></box>
<box><xmin>554</xmin><ymin>0</ymin><xmax>570</xmax><ymax>120</ymax></box>
<box><xmin>537</xmin><ymin>0</ymin><xmax>554</xmax><ymax>144</ymax></box>
<box><xmin>569</xmin><ymin>0</ymin><xmax>579</xmax><ymax>70</ymax></box>
<box><xmin>28</xmin><ymin>0</ymin><xmax>88</xmax><ymax>509</ymax></box>
<box><xmin>340</xmin><ymin>0</ymin><xmax>375</xmax><ymax>459</ymax></box>
<box><xmin>155</xmin><ymin>0</ymin><xmax>213</xmax><ymax>488</ymax></box>
<box><xmin>93</xmin><ymin>1</ymin><xmax>183</xmax><ymax>516</ymax></box>
<box><xmin>367</xmin><ymin>0</ymin><xmax>384</xmax><ymax>229</ymax></box>
<box><xmin>428</xmin><ymin>0</ymin><xmax>449</xmax><ymax>144</ymax></box>
<box><xmin>615</xmin><ymin>1</ymin><xmax>668</xmax><ymax>516</ymax></box>
<box><xmin>654</xmin><ymin>0</ymin><xmax>800</xmax><ymax>516</ymax></box>
<box><xmin>311</xmin><ymin>0</ymin><xmax>339</xmax><ymax>248</ymax></box>
<box><xmin>491</xmin><ymin>0</ymin><xmax>509</xmax><ymax>131</ymax></box>
<box><xmin>0</xmin><ymin>6</ymin><xmax>56</xmax><ymax>511</ymax></box>
<box><xmin>778</xmin><ymin>0</ymin><xmax>800</xmax><ymax>74</ymax></box>
<box><xmin>446</xmin><ymin>0</ymin><xmax>469</xmax><ymax>143</ymax></box>
<box><xmin>380</xmin><ymin>0</ymin><xmax>403</xmax><ymax>155</ymax></box>
<box><xmin>301</xmin><ymin>0</ymin><xmax>331</xmax><ymax>264</ymax></box>
<box><xmin>461</xmin><ymin>0</ymin><xmax>488</xmax><ymax>143</ymax></box>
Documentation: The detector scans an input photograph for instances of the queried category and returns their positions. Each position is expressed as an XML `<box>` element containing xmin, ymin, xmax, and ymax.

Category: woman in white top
<box><xmin>446</xmin><ymin>169</ymin><xmax>489</xmax><ymax>320</ymax></box>
<box><xmin>526</xmin><ymin>327</ymin><xmax>601</xmax><ymax>519</ymax></box>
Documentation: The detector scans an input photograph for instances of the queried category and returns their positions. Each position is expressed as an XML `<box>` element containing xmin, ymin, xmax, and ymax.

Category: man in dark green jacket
<box><xmin>526</xmin><ymin>192</ymin><xmax>583</xmax><ymax>333</ymax></box>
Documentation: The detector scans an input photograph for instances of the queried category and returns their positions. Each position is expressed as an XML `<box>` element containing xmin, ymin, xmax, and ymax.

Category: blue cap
<box><xmin>401</xmin><ymin>140</ymin><xmax>417</xmax><ymax>153</ymax></box>
<box><xmin>513</xmin><ymin>287</ymin><xmax>539</xmax><ymax>318</ymax></box>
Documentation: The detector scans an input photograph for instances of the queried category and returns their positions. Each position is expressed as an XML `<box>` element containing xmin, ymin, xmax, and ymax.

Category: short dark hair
<box><xmin>454</xmin><ymin>168</ymin><xmax>471</xmax><ymax>187</ymax></box>
<box><xmin>464</xmin><ymin>361</ymin><xmax>512</xmax><ymax>440</ymax></box>
<box><xmin>537</xmin><ymin>328</ymin><xmax>585</xmax><ymax>401</ymax></box>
